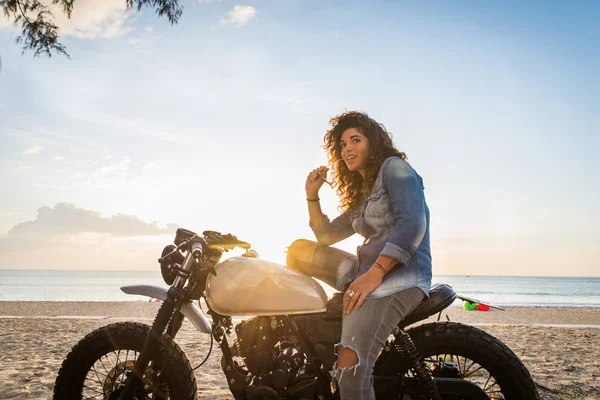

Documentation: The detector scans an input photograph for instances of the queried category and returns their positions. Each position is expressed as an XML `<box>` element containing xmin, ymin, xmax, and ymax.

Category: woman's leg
<box><xmin>286</xmin><ymin>239</ymin><xmax>353</xmax><ymax>290</ymax></box>
<box><xmin>333</xmin><ymin>287</ymin><xmax>426</xmax><ymax>400</ymax></box>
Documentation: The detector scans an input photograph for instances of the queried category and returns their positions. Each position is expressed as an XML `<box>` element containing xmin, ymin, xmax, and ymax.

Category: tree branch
<box><xmin>0</xmin><ymin>0</ymin><xmax>182</xmax><ymax>58</ymax></box>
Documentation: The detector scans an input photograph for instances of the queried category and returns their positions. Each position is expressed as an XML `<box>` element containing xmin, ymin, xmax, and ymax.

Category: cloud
<box><xmin>92</xmin><ymin>156</ymin><xmax>131</xmax><ymax>178</ymax></box>
<box><xmin>53</xmin><ymin>0</ymin><xmax>135</xmax><ymax>39</ymax></box>
<box><xmin>0</xmin><ymin>212</ymin><xmax>20</xmax><ymax>219</ymax></box>
<box><xmin>21</xmin><ymin>145</ymin><xmax>42</xmax><ymax>155</ymax></box>
<box><xmin>8</xmin><ymin>203</ymin><xmax>178</xmax><ymax>238</ymax></box>
<box><xmin>0</xmin><ymin>0</ymin><xmax>134</xmax><ymax>38</ymax></box>
<box><xmin>15</xmin><ymin>163</ymin><xmax>32</xmax><ymax>172</ymax></box>
<box><xmin>0</xmin><ymin>0</ymin><xmax>132</xmax><ymax>38</ymax></box>
<box><xmin>199</xmin><ymin>0</ymin><xmax>224</xmax><ymax>3</ymax></box>
<box><xmin>53</xmin><ymin>156</ymin><xmax>64</xmax><ymax>161</ymax></box>
<box><xmin>0</xmin><ymin>204</ymin><xmax>180</xmax><ymax>269</ymax></box>
<box><xmin>220</xmin><ymin>5</ymin><xmax>256</xmax><ymax>27</ymax></box>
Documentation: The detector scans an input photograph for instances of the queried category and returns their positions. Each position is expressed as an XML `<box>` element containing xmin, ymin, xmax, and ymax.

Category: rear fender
<box><xmin>121</xmin><ymin>285</ymin><xmax>212</xmax><ymax>334</ymax></box>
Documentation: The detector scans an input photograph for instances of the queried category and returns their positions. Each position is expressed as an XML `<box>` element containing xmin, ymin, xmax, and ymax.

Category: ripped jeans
<box><xmin>286</xmin><ymin>239</ymin><xmax>425</xmax><ymax>399</ymax></box>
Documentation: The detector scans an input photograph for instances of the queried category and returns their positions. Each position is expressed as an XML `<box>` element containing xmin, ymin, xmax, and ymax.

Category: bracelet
<box><xmin>306</xmin><ymin>198</ymin><xmax>320</xmax><ymax>202</ymax></box>
<box><xmin>373</xmin><ymin>261</ymin><xmax>390</xmax><ymax>274</ymax></box>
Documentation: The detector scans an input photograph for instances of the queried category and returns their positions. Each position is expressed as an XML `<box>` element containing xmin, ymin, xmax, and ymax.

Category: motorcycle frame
<box><xmin>117</xmin><ymin>234</ymin><xmax>487</xmax><ymax>400</ymax></box>
<box><xmin>120</xmin><ymin>284</ymin><xmax>443</xmax><ymax>399</ymax></box>
<box><xmin>121</xmin><ymin>283</ymin><xmax>336</xmax><ymax>398</ymax></box>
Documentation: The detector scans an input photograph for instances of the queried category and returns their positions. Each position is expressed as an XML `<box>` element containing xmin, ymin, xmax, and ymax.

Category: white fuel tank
<box><xmin>205</xmin><ymin>256</ymin><xmax>328</xmax><ymax>316</ymax></box>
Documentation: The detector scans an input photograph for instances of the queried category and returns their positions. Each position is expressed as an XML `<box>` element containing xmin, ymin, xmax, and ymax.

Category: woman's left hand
<box><xmin>343</xmin><ymin>268</ymin><xmax>384</xmax><ymax>315</ymax></box>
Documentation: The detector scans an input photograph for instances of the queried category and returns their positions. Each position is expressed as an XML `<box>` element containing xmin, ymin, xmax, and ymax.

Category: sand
<box><xmin>0</xmin><ymin>302</ymin><xmax>598</xmax><ymax>399</ymax></box>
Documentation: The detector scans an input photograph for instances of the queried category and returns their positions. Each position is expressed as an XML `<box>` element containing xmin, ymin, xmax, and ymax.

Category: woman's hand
<box><xmin>343</xmin><ymin>267</ymin><xmax>384</xmax><ymax>315</ymax></box>
<box><xmin>305</xmin><ymin>166</ymin><xmax>329</xmax><ymax>198</ymax></box>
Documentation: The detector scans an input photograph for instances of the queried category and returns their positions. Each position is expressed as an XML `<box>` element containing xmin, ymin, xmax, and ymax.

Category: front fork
<box><xmin>117</xmin><ymin>286</ymin><xmax>184</xmax><ymax>399</ymax></box>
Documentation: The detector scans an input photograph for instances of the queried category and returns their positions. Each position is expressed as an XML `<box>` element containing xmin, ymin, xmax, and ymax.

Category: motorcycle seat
<box><xmin>321</xmin><ymin>283</ymin><xmax>456</xmax><ymax>329</ymax></box>
<box><xmin>397</xmin><ymin>283</ymin><xmax>456</xmax><ymax>329</ymax></box>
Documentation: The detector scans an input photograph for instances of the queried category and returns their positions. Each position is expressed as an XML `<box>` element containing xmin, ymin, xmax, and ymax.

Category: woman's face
<box><xmin>340</xmin><ymin>128</ymin><xmax>370</xmax><ymax>176</ymax></box>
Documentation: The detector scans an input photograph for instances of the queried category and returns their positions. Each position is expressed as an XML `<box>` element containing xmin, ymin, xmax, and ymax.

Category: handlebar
<box><xmin>208</xmin><ymin>241</ymin><xmax>251</xmax><ymax>250</ymax></box>
<box><xmin>203</xmin><ymin>230</ymin><xmax>251</xmax><ymax>250</ymax></box>
<box><xmin>191</xmin><ymin>241</ymin><xmax>204</xmax><ymax>258</ymax></box>
<box><xmin>158</xmin><ymin>229</ymin><xmax>253</xmax><ymax>284</ymax></box>
<box><xmin>163</xmin><ymin>228</ymin><xmax>251</xmax><ymax>258</ymax></box>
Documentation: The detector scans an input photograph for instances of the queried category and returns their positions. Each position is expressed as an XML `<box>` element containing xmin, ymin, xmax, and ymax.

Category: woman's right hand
<box><xmin>305</xmin><ymin>166</ymin><xmax>329</xmax><ymax>198</ymax></box>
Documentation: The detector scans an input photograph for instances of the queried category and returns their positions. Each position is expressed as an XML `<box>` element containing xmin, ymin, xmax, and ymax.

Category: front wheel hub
<box><xmin>106</xmin><ymin>364</ymin><xmax>152</xmax><ymax>400</ymax></box>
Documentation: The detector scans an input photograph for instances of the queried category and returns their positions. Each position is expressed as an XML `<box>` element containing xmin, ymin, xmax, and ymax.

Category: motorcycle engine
<box><xmin>235</xmin><ymin>316</ymin><xmax>282</xmax><ymax>375</ymax></box>
<box><xmin>234</xmin><ymin>317</ymin><xmax>305</xmax><ymax>391</ymax></box>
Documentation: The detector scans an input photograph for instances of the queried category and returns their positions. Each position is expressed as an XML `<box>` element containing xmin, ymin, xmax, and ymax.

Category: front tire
<box><xmin>53</xmin><ymin>322</ymin><xmax>197</xmax><ymax>400</ymax></box>
<box><xmin>376</xmin><ymin>322</ymin><xmax>540</xmax><ymax>399</ymax></box>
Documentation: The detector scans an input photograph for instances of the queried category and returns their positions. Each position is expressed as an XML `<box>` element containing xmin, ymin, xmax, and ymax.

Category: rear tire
<box><xmin>53</xmin><ymin>322</ymin><xmax>197</xmax><ymax>400</ymax></box>
<box><xmin>376</xmin><ymin>322</ymin><xmax>540</xmax><ymax>399</ymax></box>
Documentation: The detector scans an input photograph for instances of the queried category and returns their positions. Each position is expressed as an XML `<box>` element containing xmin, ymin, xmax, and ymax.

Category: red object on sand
<box><xmin>476</xmin><ymin>303</ymin><xmax>490</xmax><ymax>311</ymax></box>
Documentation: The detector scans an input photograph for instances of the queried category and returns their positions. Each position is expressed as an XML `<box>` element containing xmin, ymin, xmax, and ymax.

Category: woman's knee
<box><xmin>334</xmin><ymin>346</ymin><xmax>372</xmax><ymax>396</ymax></box>
<box><xmin>337</xmin><ymin>346</ymin><xmax>359</xmax><ymax>368</ymax></box>
<box><xmin>286</xmin><ymin>239</ymin><xmax>317</xmax><ymax>268</ymax></box>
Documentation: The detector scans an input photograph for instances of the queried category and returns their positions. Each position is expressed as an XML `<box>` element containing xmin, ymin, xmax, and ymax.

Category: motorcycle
<box><xmin>53</xmin><ymin>228</ymin><xmax>540</xmax><ymax>400</ymax></box>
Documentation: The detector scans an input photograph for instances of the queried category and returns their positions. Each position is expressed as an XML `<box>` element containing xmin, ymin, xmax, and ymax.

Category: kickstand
<box><xmin>437</xmin><ymin>311</ymin><xmax>442</xmax><ymax>321</ymax></box>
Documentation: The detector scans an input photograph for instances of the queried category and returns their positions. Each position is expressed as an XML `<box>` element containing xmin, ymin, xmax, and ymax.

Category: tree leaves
<box><xmin>126</xmin><ymin>0</ymin><xmax>183</xmax><ymax>25</ymax></box>
<box><xmin>0</xmin><ymin>0</ymin><xmax>182</xmax><ymax>58</ymax></box>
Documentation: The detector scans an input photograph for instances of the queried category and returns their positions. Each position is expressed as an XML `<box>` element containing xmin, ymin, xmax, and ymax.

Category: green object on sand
<box><xmin>463</xmin><ymin>301</ymin><xmax>478</xmax><ymax>311</ymax></box>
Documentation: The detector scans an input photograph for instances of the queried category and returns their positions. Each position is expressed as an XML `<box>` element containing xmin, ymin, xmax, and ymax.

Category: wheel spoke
<box><xmin>90</xmin><ymin>365</ymin><xmax>104</xmax><ymax>387</ymax></box>
<box><xmin>482</xmin><ymin>372</ymin><xmax>493</xmax><ymax>391</ymax></box>
<box><xmin>462</xmin><ymin>358</ymin><xmax>477</xmax><ymax>375</ymax></box>
<box><xmin>85</xmin><ymin>365</ymin><xmax>108</xmax><ymax>399</ymax></box>
<box><xmin>105</xmin><ymin>352</ymin><xmax>116</xmax><ymax>369</ymax></box>
<box><xmin>484</xmin><ymin>378</ymin><xmax>500</xmax><ymax>392</ymax></box>
<box><xmin>82</xmin><ymin>382</ymin><xmax>105</xmax><ymax>395</ymax></box>
<box><xmin>85</xmin><ymin>350</ymin><xmax>142</xmax><ymax>398</ymax></box>
<box><xmin>421</xmin><ymin>353</ymin><xmax>508</xmax><ymax>399</ymax></box>
<box><xmin>423</xmin><ymin>356</ymin><xmax>437</xmax><ymax>364</ymax></box>
<box><xmin>463</xmin><ymin>364</ymin><xmax>484</xmax><ymax>378</ymax></box>
<box><xmin>120</xmin><ymin>350</ymin><xmax>128</xmax><ymax>386</ymax></box>
<box><xmin>455</xmin><ymin>355</ymin><xmax>464</xmax><ymax>375</ymax></box>
<box><xmin>121</xmin><ymin>350</ymin><xmax>138</xmax><ymax>385</ymax></box>
<box><xmin>98</xmin><ymin>355</ymin><xmax>111</xmax><ymax>376</ymax></box>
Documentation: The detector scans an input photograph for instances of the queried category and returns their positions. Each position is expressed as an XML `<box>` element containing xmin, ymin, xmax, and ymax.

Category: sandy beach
<box><xmin>0</xmin><ymin>302</ymin><xmax>598</xmax><ymax>399</ymax></box>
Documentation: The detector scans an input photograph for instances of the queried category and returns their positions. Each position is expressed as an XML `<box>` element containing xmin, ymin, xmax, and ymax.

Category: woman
<box><xmin>286</xmin><ymin>111</ymin><xmax>432</xmax><ymax>399</ymax></box>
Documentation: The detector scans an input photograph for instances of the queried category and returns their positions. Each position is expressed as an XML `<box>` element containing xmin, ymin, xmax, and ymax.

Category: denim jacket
<box><xmin>310</xmin><ymin>156</ymin><xmax>432</xmax><ymax>299</ymax></box>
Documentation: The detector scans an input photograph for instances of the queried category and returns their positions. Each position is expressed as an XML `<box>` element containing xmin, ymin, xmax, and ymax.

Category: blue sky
<box><xmin>0</xmin><ymin>0</ymin><xmax>598</xmax><ymax>276</ymax></box>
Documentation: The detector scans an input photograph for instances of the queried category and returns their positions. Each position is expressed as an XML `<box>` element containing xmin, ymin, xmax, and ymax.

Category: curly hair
<box><xmin>323</xmin><ymin>111</ymin><xmax>407</xmax><ymax>213</ymax></box>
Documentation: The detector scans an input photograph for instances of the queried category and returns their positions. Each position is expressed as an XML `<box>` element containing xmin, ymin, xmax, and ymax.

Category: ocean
<box><xmin>0</xmin><ymin>269</ymin><xmax>599</xmax><ymax>308</ymax></box>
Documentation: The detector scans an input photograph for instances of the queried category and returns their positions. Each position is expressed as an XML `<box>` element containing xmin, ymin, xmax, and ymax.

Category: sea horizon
<box><xmin>2</xmin><ymin>268</ymin><xmax>599</xmax><ymax>279</ymax></box>
<box><xmin>1</xmin><ymin>269</ymin><xmax>599</xmax><ymax>308</ymax></box>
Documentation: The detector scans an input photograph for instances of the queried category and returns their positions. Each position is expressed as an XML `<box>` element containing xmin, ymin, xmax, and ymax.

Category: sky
<box><xmin>0</xmin><ymin>0</ymin><xmax>598</xmax><ymax>277</ymax></box>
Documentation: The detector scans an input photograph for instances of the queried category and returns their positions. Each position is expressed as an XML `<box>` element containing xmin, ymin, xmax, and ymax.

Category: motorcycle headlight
<box><xmin>159</xmin><ymin>244</ymin><xmax>185</xmax><ymax>285</ymax></box>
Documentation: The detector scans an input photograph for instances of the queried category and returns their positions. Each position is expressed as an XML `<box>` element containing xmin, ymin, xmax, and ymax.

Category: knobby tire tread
<box><xmin>406</xmin><ymin>322</ymin><xmax>540</xmax><ymax>400</ymax></box>
<box><xmin>53</xmin><ymin>322</ymin><xmax>197</xmax><ymax>400</ymax></box>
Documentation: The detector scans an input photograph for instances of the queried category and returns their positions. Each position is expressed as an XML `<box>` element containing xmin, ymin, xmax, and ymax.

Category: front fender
<box><xmin>121</xmin><ymin>285</ymin><xmax>212</xmax><ymax>334</ymax></box>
